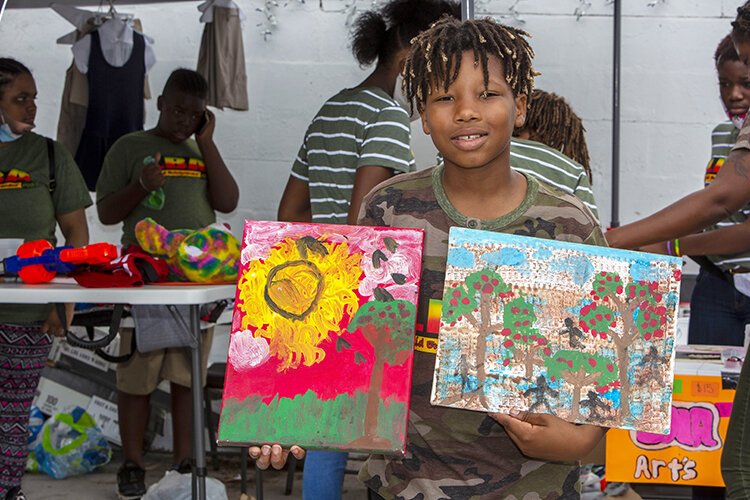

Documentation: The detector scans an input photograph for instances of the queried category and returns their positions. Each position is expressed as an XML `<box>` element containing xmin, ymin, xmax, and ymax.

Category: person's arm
<box><xmin>97</xmin><ymin>153</ymin><xmax>164</xmax><ymax>225</ymax></box>
<box><xmin>195</xmin><ymin>109</ymin><xmax>239</xmax><ymax>213</ymax></box>
<box><xmin>491</xmin><ymin>410</ymin><xmax>607</xmax><ymax>462</ymax></box>
<box><xmin>642</xmin><ymin>218</ymin><xmax>750</xmax><ymax>256</ymax></box>
<box><xmin>42</xmin><ymin>208</ymin><xmax>89</xmax><ymax>336</ymax></box>
<box><xmin>607</xmin><ymin>148</ymin><xmax>750</xmax><ymax>249</ymax></box>
<box><xmin>346</xmin><ymin>166</ymin><xmax>395</xmax><ymax>225</ymax></box>
<box><xmin>277</xmin><ymin>176</ymin><xmax>312</xmax><ymax>222</ymax></box>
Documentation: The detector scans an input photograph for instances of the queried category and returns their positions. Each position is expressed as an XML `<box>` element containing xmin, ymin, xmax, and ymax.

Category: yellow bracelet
<box><xmin>673</xmin><ymin>238</ymin><xmax>681</xmax><ymax>257</ymax></box>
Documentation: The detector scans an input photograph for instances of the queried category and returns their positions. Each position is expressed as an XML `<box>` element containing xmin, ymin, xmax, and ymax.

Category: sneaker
<box><xmin>5</xmin><ymin>487</ymin><xmax>27</xmax><ymax>500</ymax></box>
<box><xmin>117</xmin><ymin>461</ymin><xmax>146</xmax><ymax>500</ymax></box>
<box><xmin>172</xmin><ymin>458</ymin><xmax>193</xmax><ymax>474</ymax></box>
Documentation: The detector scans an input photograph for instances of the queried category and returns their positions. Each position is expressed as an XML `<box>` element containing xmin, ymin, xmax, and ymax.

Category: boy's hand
<box><xmin>491</xmin><ymin>409</ymin><xmax>605</xmax><ymax>462</ymax></box>
<box><xmin>140</xmin><ymin>153</ymin><xmax>165</xmax><ymax>192</ymax></box>
<box><xmin>195</xmin><ymin>109</ymin><xmax>216</xmax><ymax>142</ymax></box>
<box><xmin>41</xmin><ymin>303</ymin><xmax>74</xmax><ymax>337</ymax></box>
<box><xmin>248</xmin><ymin>444</ymin><xmax>305</xmax><ymax>470</ymax></box>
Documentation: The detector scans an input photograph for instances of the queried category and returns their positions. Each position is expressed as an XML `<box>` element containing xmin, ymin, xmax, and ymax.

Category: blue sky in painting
<box><xmin>448</xmin><ymin>228</ymin><xmax>682</xmax><ymax>279</ymax></box>
<box><xmin>450</xmin><ymin>228</ymin><xmax>680</xmax><ymax>264</ymax></box>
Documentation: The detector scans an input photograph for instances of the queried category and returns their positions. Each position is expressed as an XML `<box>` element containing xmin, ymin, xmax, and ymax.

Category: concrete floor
<box><xmin>22</xmin><ymin>448</ymin><xmax>702</xmax><ymax>500</ymax></box>
<box><xmin>22</xmin><ymin>449</ymin><xmax>369</xmax><ymax>500</ymax></box>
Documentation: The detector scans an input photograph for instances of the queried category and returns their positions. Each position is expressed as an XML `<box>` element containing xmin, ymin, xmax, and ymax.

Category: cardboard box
<box><xmin>34</xmin><ymin>377</ymin><xmax>91</xmax><ymax>416</ymax></box>
<box><xmin>86</xmin><ymin>396</ymin><xmax>121</xmax><ymax>446</ymax></box>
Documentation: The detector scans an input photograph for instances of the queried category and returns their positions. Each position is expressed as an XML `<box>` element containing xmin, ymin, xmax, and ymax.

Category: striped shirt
<box><xmin>291</xmin><ymin>87</ymin><xmax>415</xmax><ymax>223</ymax></box>
<box><xmin>438</xmin><ymin>138</ymin><xmax>600</xmax><ymax>220</ymax></box>
<box><xmin>509</xmin><ymin>138</ymin><xmax>599</xmax><ymax>220</ymax></box>
<box><xmin>705</xmin><ymin>121</ymin><xmax>750</xmax><ymax>270</ymax></box>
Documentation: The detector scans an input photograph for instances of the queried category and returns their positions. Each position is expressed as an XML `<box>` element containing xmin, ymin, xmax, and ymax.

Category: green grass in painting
<box><xmin>219</xmin><ymin>389</ymin><xmax>406</xmax><ymax>451</ymax></box>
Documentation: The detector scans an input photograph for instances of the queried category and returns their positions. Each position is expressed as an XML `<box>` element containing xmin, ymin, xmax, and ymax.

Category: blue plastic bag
<box><xmin>27</xmin><ymin>405</ymin><xmax>45</xmax><ymax>445</ymax></box>
<box><xmin>34</xmin><ymin>406</ymin><xmax>112</xmax><ymax>479</ymax></box>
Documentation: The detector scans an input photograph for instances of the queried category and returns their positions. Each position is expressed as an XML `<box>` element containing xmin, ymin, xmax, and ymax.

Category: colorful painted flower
<box><xmin>228</xmin><ymin>330</ymin><xmax>271</xmax><ymax>372</ymax></box>
<box><xmin>236</xmin><ymin>237</ymin><xmax>362</xmax><ymax>371</ymax></box>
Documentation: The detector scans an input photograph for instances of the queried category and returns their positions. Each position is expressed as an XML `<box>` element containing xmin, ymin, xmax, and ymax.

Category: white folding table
<box><xmin>0</xmin><ymin>281</ymin><xmax>235</xmax><ymax>500</ymax></box>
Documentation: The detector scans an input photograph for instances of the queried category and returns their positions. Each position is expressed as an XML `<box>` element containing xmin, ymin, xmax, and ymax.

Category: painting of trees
<box><xmin>439</xmin><ymin>268</ymin><xmax>514</xmax><ymax>409</ymax></box>
<box><xmin>431</xmin><ymin>230</ymin><xmax>682</xmax><ymax>433</ymax></box>
<box><xmin>576</xmin><ymin>272</ymin><xmax>670</xmax><ymax>419</ymax></box>
<box><xmin>499</xmin><ymin>296</ymin><xmax>550</xmax><ymax>378</ymax></box>
<box><xmin>545</xmin><ymin>350</ymin><xmax>618</xmax><ymax>420</ymax></box>
<box><xmin>346</xmin><ymin>292</ymin><xmax>415</xmax><ymax>444</ymax></box>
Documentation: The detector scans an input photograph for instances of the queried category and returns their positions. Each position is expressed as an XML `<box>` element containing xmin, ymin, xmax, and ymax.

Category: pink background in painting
<box><xmin>222</xmin><ymin>328</ymin><xmax>414</xmax><ymax>403</ymax></box>
<box><xmin>224</xmin><ymin>221</ymin><xmax>423</xmax><ymax>406</ymax></box>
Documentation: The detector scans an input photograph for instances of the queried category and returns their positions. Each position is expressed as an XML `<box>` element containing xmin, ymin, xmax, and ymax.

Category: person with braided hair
<box><xmin>252</xmin><ymin>17</ymin><xmax>608</xmax><ymax>499</ymax></box>
<box><xmin>513</xmin><ymin>88</ymin><xmax>592</xmax><ymax>180</ymax></box>
<box><xmin>639</xmin><ymin>34</ymin><xmax>750</xmax><ymax>355</ymax></box>
<box><xmin>275</xmin><ymin>1</ymin><xmax>460</xmax><ymax>498</ymax></box>
<box><xmin>600</xmin><ymin>2</ymin><xmax>750</xmax><ymax>495</ymax></box>
<box><xmin>0</xmin><ymin>58</ymin><xmax>91</xmax><ymax>500</ymax></box>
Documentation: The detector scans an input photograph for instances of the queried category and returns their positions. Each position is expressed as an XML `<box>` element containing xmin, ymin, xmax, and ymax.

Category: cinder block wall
<box><xmin>0</xmin><ymin>0</ymin><xmax>743</xmax><ymax>243</ymax></box>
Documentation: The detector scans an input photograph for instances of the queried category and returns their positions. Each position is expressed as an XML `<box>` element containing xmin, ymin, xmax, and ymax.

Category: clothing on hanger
<box><xmin>72</xmin><ymin>17</ymin><xmax>156</xmax><ymax>73</ymax></box>
<box><xmin>197</xmin><ymin>0</ymin><xmax>246</xmax><ymax>24</ymax></box>
<box><xmin>196</xmin><ymin>3</ymin><xmax>249</xmax><ymax>111</ymax></box>
<box><xmin>75</xmin><ymin>29</ymin><xmax>146</xmax><ymax>190</ymax></box>
<box><xmin>56</xmin><ymin>17</ymin><xmax>152</xmax><ymax>159</ymax></box>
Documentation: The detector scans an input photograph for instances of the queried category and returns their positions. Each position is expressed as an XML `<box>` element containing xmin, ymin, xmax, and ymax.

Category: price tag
<box><xmin>691</xmin><ymin>380</ymin><xmax>720</xmax><ymax>398</ymax></box>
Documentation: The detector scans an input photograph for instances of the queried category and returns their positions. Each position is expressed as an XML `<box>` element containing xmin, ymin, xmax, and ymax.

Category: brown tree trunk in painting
<box><xmin>609</xmin><ymin>295</ymin><xmax>637</xmax><ymax>421</ymax></box>
<box><xmin>474</xmin><ymin>293</ymin><xmax>493</xmax><ymax>409</ymax></box>
<box><xmin>564</xmin><ymin>370</ymin><xmax>584</xmax><ymax>420</ymax></box>
<box><xmin>523</xmin><ymin>345</ymin><xmax>542</xmax><ymax>379</ymax></box>
<box><xmin>616</xmin><ymin>344</ymin><xmax>631</xmax><ymax>419</ymax></box>
<box><xmin>363</xmin><ymin>325</ymin><xmax>384</xmax><ymax>439</ymax></box>
<box><xmin>563</xmin><ymin>367</ymin><xmax>600</xmax><ymax>420</ymax></box>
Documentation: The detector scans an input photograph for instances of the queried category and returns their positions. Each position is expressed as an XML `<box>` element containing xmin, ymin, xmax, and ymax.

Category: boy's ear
<box><xmin>513</xmin><ymin>93</ymin><xmax>528</xmax><ymax>129</ymax></box>
<box><xmin>156</xmin><ymin>95</ymin><xmax>164</xmax><ymax>112</ymax></box>
<box><xmin>421</xmin><ymin>109</ymin><xmax>431</xmax><ymax>136</ymax></box>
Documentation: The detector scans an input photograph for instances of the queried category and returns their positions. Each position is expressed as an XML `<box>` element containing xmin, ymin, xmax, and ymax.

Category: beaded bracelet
<box><xmin>666</xmin><ymin>240</ymin><xmax>673</xmax><ymax>256</ymax></box>
<box><xmin>674</xmin><ymin>238</ymin><xmax>681</xmax><ymax>257</ymax></box>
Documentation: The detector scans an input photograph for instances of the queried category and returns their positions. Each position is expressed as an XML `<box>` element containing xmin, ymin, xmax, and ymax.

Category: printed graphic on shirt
<box><xmin>0</xmin><ymin>168</ymin><xmax>33</xmax><ymax>190</ymax></box>
<box><xmin>415</xmin><ymin>298</ymin><xmax>441</xmax><ymax>354</ymax></box>
<box><xmin>704</xmin><ymin>158</ymin><xmax>724</xmax><ymax>185</ymax></box>
<box><xmin>159</xmin><ymin>156</ymin><xmax>206</xmax><ymax>178</ymax></box>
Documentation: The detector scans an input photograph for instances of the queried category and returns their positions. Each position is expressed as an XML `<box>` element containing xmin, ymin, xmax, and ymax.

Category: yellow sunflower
<box><xmin>237</xmin><ymin>237</ymin><xmax>362</xmax><ymax>371</ymax></box>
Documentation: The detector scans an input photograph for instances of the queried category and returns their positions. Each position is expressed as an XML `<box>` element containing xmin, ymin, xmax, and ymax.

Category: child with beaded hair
<box><xmin>276</xmin><ymin>1</ymin><xmax>459</xmax><ymax>498</ymax></box>
<box><xmin>513</xmin><ymin>88</ymin><xmax>592</xmax><ymax>180</ymax></box>
<box><xmin>253</xmin><ymin>16</ymin><xmax>608</xmax><ymax>499</ymax></box>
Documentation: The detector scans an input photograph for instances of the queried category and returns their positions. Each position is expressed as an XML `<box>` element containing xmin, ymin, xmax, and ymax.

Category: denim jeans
<box><xmin>688</xmin><ymin>269</ymin><xmax>750</xmax><ymax>346</ymax></box>
<box><xmin>302</xmin><ymin>451</ymin><xmax>348</xmax><ymax>500</ymax></box>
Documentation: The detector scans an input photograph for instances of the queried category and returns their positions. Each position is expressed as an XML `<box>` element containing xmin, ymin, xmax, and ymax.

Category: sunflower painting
<box><xmin>218</xmin><ymin>221</ymin><xmax>424</xmax><ymax>454</ymax></box>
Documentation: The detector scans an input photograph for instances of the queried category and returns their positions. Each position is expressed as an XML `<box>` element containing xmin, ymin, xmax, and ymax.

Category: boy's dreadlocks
<box><xmin>403</xmin><ymin>17</ymin><xmax>536</xmax><ymax>113</ymax></box>
<box><xmin>516</xmin><ymin>89</ymin><xmax>592</xmax><ymax>179</ymax></box>
<box><xmin>715</xmin><ymin>34</ymin><xmax>740</xmax><ymax>67</ymax></box>
<box><xmin>732</xmin><ymin>1</ymin><xmax>750</xmax><ymax>42</ymax></box>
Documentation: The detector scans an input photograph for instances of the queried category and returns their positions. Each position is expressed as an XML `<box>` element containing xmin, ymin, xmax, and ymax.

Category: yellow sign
<box><xmin>606</xmin><ymin>374</ymin><xmax>735</xmax><ymax>487</ymax></box>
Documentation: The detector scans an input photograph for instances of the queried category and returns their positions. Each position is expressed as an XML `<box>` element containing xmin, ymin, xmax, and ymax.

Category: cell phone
<box><xmin>197</xmin><ymin>111</ymin><xmax>209</xmax><ymax>135</ymax></box>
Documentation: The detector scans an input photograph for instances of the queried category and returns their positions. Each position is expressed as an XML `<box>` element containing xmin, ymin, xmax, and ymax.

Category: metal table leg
<box><xmin>189</xmin><ymin>304</ymin><xmax>207</xmax><ymax>500</ymax></box>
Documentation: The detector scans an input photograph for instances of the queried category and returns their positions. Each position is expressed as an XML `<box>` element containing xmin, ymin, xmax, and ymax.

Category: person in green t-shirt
<box><xmin>96</xmin><ymin>69</ymin><xmax>238</xmax><ymax>499</ymax></box>
<box><xmin>0</xmin><ymin>58</ymin><xmax>91</xmax><ymax>500</ymax></box>
<box><xmin>250</xmin><ymin>17</ymin><xmax>608</xmax><ymax>499</ymax></box>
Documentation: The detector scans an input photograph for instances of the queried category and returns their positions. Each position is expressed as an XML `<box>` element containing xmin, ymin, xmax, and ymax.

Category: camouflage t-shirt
<box><xmin>357</xmin><ymin>165</ymin><xmax>607</xmax><ymax>500</ymax></box>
